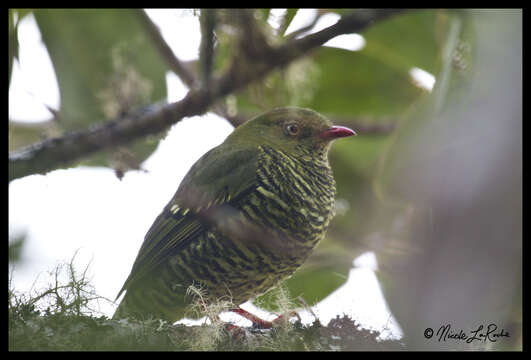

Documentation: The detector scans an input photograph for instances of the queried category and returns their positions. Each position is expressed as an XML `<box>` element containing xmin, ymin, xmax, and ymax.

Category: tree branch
<box><xmin>231</xmin><ymin>9</ymin><xmax>273</xmax><ymax>59</ymax></box>
<box><xmin>9</xmin><ymin>9</ymin><xmax>404</xmax><ymax>182</ymax></box>
<box><xmin>198</xmin><ymin>9</ymin><xmax>216</xmax><ymax>88</ymax></box>
<box><xmin>136</xmin><ymin>9</ymin><xmax>239</xmax><ymax>127</ymax></box>
<box><xmin>136</xmin><ymin>9</ymin><xmax>196</xmax><ymax>88</ymax></box>
<box><xmin>212</xmin><ymin>9</ymin><xmax>403</xmax><ymax>98</ymax></box>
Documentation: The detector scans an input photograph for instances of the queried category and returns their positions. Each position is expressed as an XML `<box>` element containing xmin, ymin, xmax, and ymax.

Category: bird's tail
<box><xmin>112</xmin><ymin>291</ymin><xmax>145</xmax><ymax>320</ymax></box>
<box><xmin>112</xmin><ymin>296</ymin><xmax>132</xmax><ymax>320</ymax></box>
<box><xmin>112</xmin><ymin>289</ymin><xmax>186</xmax><ymax>322</ymax></box>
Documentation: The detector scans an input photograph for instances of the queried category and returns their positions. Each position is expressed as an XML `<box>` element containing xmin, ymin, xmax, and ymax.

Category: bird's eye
<box><xmin>285</xmin><ymin>123</ymin><xmax>299</xmax><ymax>136</ymax></box>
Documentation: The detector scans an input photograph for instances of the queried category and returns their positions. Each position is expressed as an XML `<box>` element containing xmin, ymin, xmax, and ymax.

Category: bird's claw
<box><xmin>270</xmin><ymin>310</ymin><xmax>301</xmax><ymax>327</ymax></box>
<box><xmin>224</xmin><ymin>323</ymin><xmax>247</xmax><ymax>340</ymax></box>
<box><xmin>231</xmin><ymin>307</ymin><xmax>300</xmax><ymax>329</ymax></box>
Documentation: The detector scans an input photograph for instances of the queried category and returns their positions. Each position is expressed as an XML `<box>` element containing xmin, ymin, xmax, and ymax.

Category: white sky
<box><xmin>8</xmin><ymin>9</ymin><xmax>409</xmax><ymax>339</ymax></box>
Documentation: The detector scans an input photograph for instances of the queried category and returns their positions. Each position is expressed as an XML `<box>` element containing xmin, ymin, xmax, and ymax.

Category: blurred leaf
<box><xmin>233</xmin><ymin>10</ymin><xmax>449</xmax><ymax>119</ymax></box>
<box><xmin>307</xmin><ymin>47</ymin><xmax>423</xmax><ymax>116</ymax></box>
<box><xmin>258</xmin><ymin>8</ymin><xmax>271</xmax><ymax>22</ymax></box>
<box><xmin>371</xmin><ymin>10</ymin><xmax>522</xmax><ymax>349</ymax></box>
<box><xmin>333</xmin><ymin>136</ymin><xmax>391</xmax><ymax>177</ymax></box>
<box><xmin>9</xmin><ymin>232</ymin><xmax>27</xmax><ymax>263</ymax></box>
<box><xmin>33</xmin><ymin>9</ymin><xmax>169</xmax><ymax>169</ymax></box>
<box><xmin>9</xmin><ymin>120</ymin><xmax>62</xmax><ymax>151</ymax></box>
<box><xmin>8</xmin><ymin>9</ymin><xmax>17</xmax><ymax>87</ymax></box>
<box><xmin>373</xmin><ymin>11</ymin><xmax>471</xmax><ymax>201</ymax></box>
<box><xmin>362</xmin><ymin>10</ymin><xmax>449</xmax><ymax>74</ymax></box>
<box><xmin>329</xmin><ymin>136</ymin><xmax>393</xmax><ymax>244</ymax></box>
<box><xmin>279</xmin><ymin>9</ymin><xmax>298</xmax><ymax>36</ymax></box>
<box><xmin>255</xmin><ymin>244</ymin><xmax>353</xmax><ymax>310</ymax></box>
<box><xmin>8</xmin><ymin>9</ymin><xmax>32</xmax><ymax>87</ymax></box>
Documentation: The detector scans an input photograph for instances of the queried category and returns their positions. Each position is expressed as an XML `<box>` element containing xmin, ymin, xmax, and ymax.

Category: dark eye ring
<box><xmin>285</xmin><ymin>123</ymin><xmax>299</xmax><ymax>136</ymax></box>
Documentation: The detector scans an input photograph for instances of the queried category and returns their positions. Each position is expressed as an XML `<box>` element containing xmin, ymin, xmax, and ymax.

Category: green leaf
<box><xmin>362</xmin><ymin>10</ymin><xmax>449</xmax><ymax>74</ymax></box>
<box><xmin>233</xmin><ymin>10</ymin><xmax>450</xmax><ymax>119</ymax></box>
<box><xmin>8</xmin><ymin>9</ymin><xmax>32</xmax><ymax>87</ymax></box>
<box><xmin>307</xmin><ymin>47</ymin><xmax>424</xmax><ymax>116</ymax></box>
<box><xmin>258</xmin><ymin>8</ymin><xmax>271</xmax><ymax>22</ymax></box>
<box><xmin>33</xmin><ymin>9</ymin><xmax>169</xmax><ymax>169</ymax></box>
<box><xmin>9</xmin><ymin>120</ymin><xmax>61</xmax><ymax>152</ymax></box>
<box><xmin>8</xmin><ymin>9</ymin><xmax>17</xmax><ymax>87</ymax></box>
<box><xmin>280</xmin><ymin>9</ymin><xmax>298</xmax><ymax>36</ymax></box>
<box><xmin>255</xmin><ymin>244</ymin><xmax>353</xmax><ymax>310</ymax></box>
<box><xmin>9</xmin><ymin>231</ymin><xmax>27</xmax><ymax>264</ymax></box>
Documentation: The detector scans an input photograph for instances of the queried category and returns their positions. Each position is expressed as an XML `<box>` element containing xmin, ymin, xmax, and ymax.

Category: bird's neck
<box><xmin>257</xmin><ymin>144</ymin><xmax>335</xmax><ymax>198</ymax></box>
<box><xmin>292</xmin><ymin>143</ymin><xmax>332</xmax><ymax>169</ymax></box>
<box><xmin>255</xmin><ymin>144</ymin><xmax>336</xmax><ymax>250</ymax></box>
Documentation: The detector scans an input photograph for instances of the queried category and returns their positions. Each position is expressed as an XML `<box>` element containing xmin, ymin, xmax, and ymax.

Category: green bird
<box><xmin>113</xmin><ymin>107</ymin><xmax>355</xmax><ymax>325</ymax></box>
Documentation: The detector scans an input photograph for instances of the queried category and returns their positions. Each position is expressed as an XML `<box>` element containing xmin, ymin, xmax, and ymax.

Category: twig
<box><xmin>137</xmin><ymin>9</ymin><xmax>239</xmax><ymax>128</ymax></box>
<box><xmin>199</xmin><ymin>9</ymin><xmax>216</xmax><ymax>88</ymax></box>
<box><xmin>9</xmin><ymin>90</ymin><xmax>212</xmax><ymax>182</ymax></box>
<box><xmin>9</xmin><ymin>9</ymin><xmax>404</xmax><ymax>182</ymax></box>
<box><xmin>297</xmin><ymin>296</ymin><xmax>319</xmax><ymax>324</ymax></box>
<box><xmin>136</xmin><ymin>9</ymin><xmax>196</xmax><ymax>88</ymax></box>
<box><xmin>213</xmin><ymin>9</ymin><xmax>404</xmax><ymax>98</ymax></box>
<box><xmin>232</xmin><ymin>9</ymin><xmax>273</xmax><ymax>60</ymax></box>
<box><xmin>283</xmin><ymin>10</ymin><xmax>323</xmax><ymax>40</ymax></box>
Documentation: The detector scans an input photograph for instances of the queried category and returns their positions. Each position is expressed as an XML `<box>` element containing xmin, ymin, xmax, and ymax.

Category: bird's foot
<box><xmin>224</xmin><ymin>323</ymin><xmax>247</xmax><ymax>340</ymax></box>
<box><xmin>270</xmin><ymin>310</ymin><xmax>301</xmax><ymax>327</ymax></box>
<box><xmin>230</xmin><ymin>307</ymin><xmax>300</xmax><ymax>329</ymax></box>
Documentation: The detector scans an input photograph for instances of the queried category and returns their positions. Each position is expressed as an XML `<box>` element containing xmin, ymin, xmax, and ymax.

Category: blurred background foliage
<box><xmin>9</xmin><ymin>9</ymin><xmax>521</xmax><ymax>349</ymax></box>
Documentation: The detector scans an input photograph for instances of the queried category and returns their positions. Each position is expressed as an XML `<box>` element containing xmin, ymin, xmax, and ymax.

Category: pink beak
<box><xmin>319</xmin><ymin>126</ymin><xmax>356</xmax><ymax>140</ymax></box>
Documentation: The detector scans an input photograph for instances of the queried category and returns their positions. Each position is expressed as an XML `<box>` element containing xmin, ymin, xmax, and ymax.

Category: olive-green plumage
<box><xmin>113</xmin><ymin>107</ymin><xmax>354</xmax><ymax>322</ymax></box>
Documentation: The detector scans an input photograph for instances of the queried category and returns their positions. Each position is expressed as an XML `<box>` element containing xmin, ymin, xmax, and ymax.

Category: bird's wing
<box><xmin>116</xmin><ymin>146</ymin><xmax>259</xmax><ymax>300</ymax></box>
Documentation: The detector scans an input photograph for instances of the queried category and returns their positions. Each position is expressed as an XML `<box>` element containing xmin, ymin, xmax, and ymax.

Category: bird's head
<box><xmin>227</xmin><ymin>107</ymin><xmax>356</xmax><ymax>158</ymax></box>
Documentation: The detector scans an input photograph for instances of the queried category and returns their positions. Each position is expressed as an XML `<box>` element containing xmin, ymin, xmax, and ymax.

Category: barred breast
<box><xmin>115</xmin><ymin>144</ymin><xmax>336</xmax><ymax>321</ymax></box>
<box><xmin>167</xmin><ymin>144</ymin><xmax>336</xmax><ymax>302</ymax></box>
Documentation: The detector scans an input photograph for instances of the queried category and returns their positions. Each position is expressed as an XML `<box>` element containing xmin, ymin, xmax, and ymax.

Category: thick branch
<box><xmin>9</xmin><ymin>91</ymin><xmax>213</xmax><ymax>182</ymax></box>
<box><xmin>9</xmin><ymin>9</ymin><xmax>404</xmax><ymax>182</ymax></box>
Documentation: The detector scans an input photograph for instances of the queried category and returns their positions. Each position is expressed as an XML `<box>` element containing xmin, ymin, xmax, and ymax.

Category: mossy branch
<box><xmin>9</xmin><ymin>256</ymin><xmax>405</xmax><ymax>350</ymax></box>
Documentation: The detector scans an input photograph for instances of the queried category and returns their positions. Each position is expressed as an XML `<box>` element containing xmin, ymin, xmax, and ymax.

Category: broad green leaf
<box><xmin>362</xmin><ymin>10</ymin><xmax>449</xmax><ymax>74</ymax></box>
<box><xmin>33</xmin><ymin>9</ymin><xmax>169</xmax><ymax>169</ymax></box>
<box><xmin>234</xmin><ymin>10</ymin><xmax>449</xmax><ymax>119</ymax></box>
<box><xmin>306</xmin><ymin>47</ymin><xmax>424</xmax><ymax>116</ymax></box>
